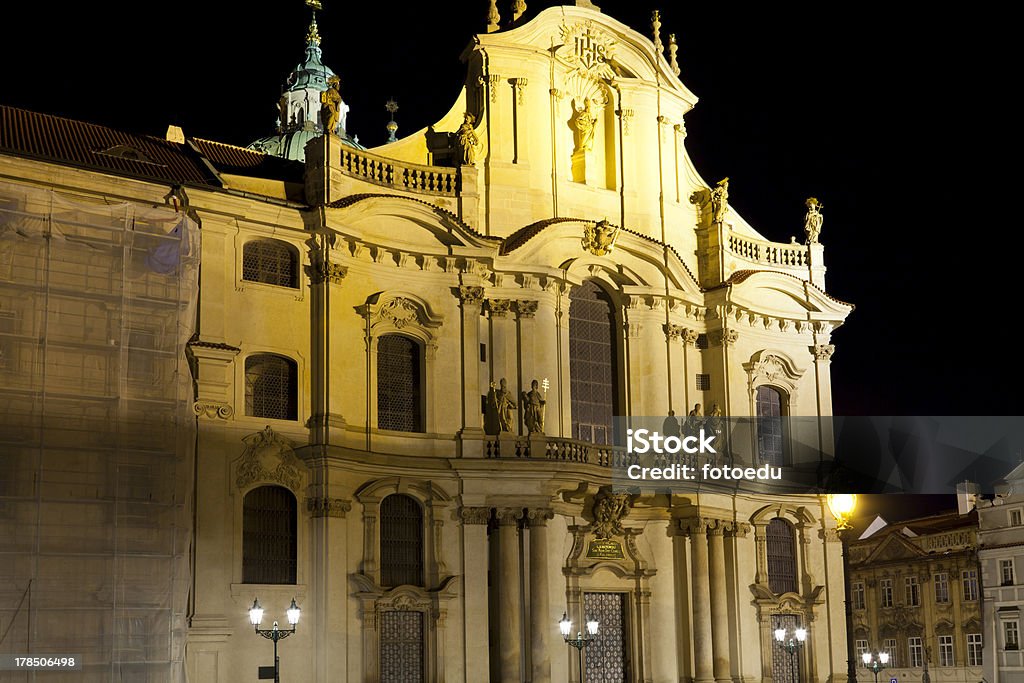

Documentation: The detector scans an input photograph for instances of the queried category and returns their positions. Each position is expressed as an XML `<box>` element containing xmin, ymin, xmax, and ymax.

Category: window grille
<box><xmin>584</xmin><ymin>592</ymin><xmax>629</xmax><ymax>682</ymax></box>
<box><xmin>242</xmin><ymin>486</ymin><xmax>297</xmax><ymax>584</ymax></box>
<box><xmin>242</xmin><ymin>239</ymin><xmax>299</xmax><ymax>288</ymax></box>
<box><xmin>771</xmin><ymin>614</ymin><xmax>802</xmax><ymax>683</ymax></box>
<box><xmin>569</xmin><ymin>281</ymin><xmax>619</xmax><ymax>445</ymax></box>
<box><xmin>377</xmin><ymin>334</ymin><xmax>423</xmax><ymax>432</ymax></box>
<box><xmin>245</xmin><ymin>355</ymin><xmax>298</xmax><ymax>420</ymax></box>
<box><xmin>696</xmin><ymin>333</ymin><xmax>709</xmax><ymax>349</ymax></box>
<box><xmin>379</xmin><ymin>610</ymin><xmax>424</xmax><ymax>682</ymax></box>
<box><xmin>696</xmin><ymin>373</ymin><xmax>711</xmax><ymax>391</ymax></box>
<box><xmin>766</xmin><ymin>518</ymin><xmax>797</xmax><ymax>595</ymax></box>
<box><xmin>380</xmin><ymin>494</ymin><xmax>423</xmax><ymax>588</ymax></box>
<box><xmin>756</xmin><ymin>385</ymin><xmax>784</xmax><ymax>466</ymax></box>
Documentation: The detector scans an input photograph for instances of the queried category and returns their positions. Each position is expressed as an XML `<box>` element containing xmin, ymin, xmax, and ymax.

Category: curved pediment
<box><xmin>721</xmin><ymin>270</ymin><xmax>853</xmax><ymax>324</ymax></box>
<box><xmin>327</xmin><ymin>193</ymin><xmax>499</xmax><ymax>253</ymax></box>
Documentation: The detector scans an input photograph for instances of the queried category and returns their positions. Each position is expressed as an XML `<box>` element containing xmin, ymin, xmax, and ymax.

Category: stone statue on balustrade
<box><xmin>485</xmin><ymin>378</ymin><xmax>516</xmax><ymax>434</ymax></box>
<box><xmin>804</xmin><ymin>197</ymin><xmax>823</xmax><ymax>243</ymax></box>
<box><xmin>521</xmin><ymin>379</ymin><xmax>546</xmax><ymax>434</ymax></box>
<box><xmin>455</xmin><ymin>113</ymin><xmax>479</xmax><ymax>166</ymax></box>
<box><xmin>320</xmin><ymin>75</ymin><xmax>342</xmax><ymax>135</ymax></box>
<box><xmin>710</xmin><ymin>177</ymin><xmax>729</xmax><ymax>224</ymax></box>
<box><xmin>706</xmin><ymin>402</ymin><xmax>724</xmax><ymax>462</ymax></box>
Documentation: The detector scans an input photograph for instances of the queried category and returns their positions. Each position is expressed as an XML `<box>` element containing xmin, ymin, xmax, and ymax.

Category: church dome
<box><xmin>285</xmin><ymin>17</ymin><xmax>335</xmax><ymax>92</ymax></box>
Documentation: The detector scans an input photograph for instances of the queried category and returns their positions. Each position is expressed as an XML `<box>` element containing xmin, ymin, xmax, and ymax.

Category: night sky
<box><xmin>0</xmin><ymin>1</ymin><xmax>1011</xmax><ymax>417</ymax></box>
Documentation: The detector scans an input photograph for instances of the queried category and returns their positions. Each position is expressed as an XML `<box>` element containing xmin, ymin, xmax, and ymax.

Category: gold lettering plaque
<box><xmin>586</xmin><ymin>538</ymin><xmax>624</xmax><ymax>559</ymax></box>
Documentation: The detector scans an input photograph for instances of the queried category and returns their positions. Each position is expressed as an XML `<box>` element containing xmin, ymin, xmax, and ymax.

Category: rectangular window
<box><xmin>880</xmin><ymin>578</ymin><xmax>893</xmax><ymax>608</ymax></box>
<box><xmin>696</xmin><ymin>333</ymin><xmax>709</xmax><ymax>349</ymax></box>
<box><xmin>934</xmin><ymin>572</ymin><xmax>949</xmax><ymax>603</ymax></box>
<box><xmin>379</xmin><ymin>610</ymin><xmax>424</xmax><ymax>682</ymax></box>
<box><xmin>939</xmin><ymin>635</ymin><xmax>954</xmax><ymax>666</ymax></box>
<box><xmin>908</xmin><ymin>637</ymin><xmax>923</xmax><ymax>668</ymax></box>
<box><xmin>852</xmin><ymin>581</ymin><xmax>866</xmax><ymax>610</ymax></box>
<box><xmin>1002</xmin><ymin>559</ymin><xmax>1015</xmax><ymax>586</ymax></box>
<box><xmin>1012</xmin><ymin>509</ymin><xmax>1023</xmax><ymax>526</ymax></box>
<box><xmin>1006</xmin><ymin>621</ymin><xmax>1020</xmax><ymax>651</ymax></box>
<box><xmin>856</xmin><ymin>639</ymin><xmax>869</xmax><ymax>667</ymax></box>
<box><xmin>883</xmin><ymin>638</ymin><xmax>898</xmax><ymax>667</ymax></box>
<box><xmin>905</xmin><ymin>576</ymin><xmax>920</xmax><ymax>607</ymax></box>
<box><xmin>967</xmin><ymin>633</ymin><xmax>982</xmax><ymax>666</ymax></box>
<box><xmin>479</xmin><ymin>343</ymin><xmax>486</xmax><ymax>362</ymax></box>
<box><xmin>696</xmin><ymin>373</ymin><xmax>711</xmax><ymax>391</ymax></box>
<box><xmin>962</xmin><ymin>569</ymin><xmax>979</xmax><ymax>601</ymax></box>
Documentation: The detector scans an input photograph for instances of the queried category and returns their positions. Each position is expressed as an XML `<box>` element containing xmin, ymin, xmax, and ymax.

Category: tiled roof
<box><xmin>191</xmin><ymin>138</ymin><xmax>305</xmax><ymax>183</ymax></box>
<box><xmin>0</xmin><ymin>104</ymin><xmax>217</xmax><ymax>186</ymax></box>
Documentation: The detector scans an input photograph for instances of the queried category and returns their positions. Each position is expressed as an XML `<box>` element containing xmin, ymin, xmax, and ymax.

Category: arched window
<box><xmin>756</xmin><ymin>385</ymin><xmax>785</xmax><ymax>465</ymax></box>
<box><xmin>245</xmin><ymin>354</ymin><xmax>298</xmax><ymax>420</ymax></box>
<box><xmin>243</xmin><ymin>485</ymin><xmax>297</xmax><ymax>584</ymax></box>
<box><xmin>377</xmin><ymin>334</ymin><xmax>423</xmax><ymax>433</ymax></box>
<box><xmin>242</xmin><ymin>239</ymin><xmax>299</xmax><ymax>288</ymax></box>
<box><xmin>569</xmin><ymin>280</ymin><xmax>620</xmax><ymax>445</ymax></box>
<box><xmin>766</xmin><ymin>517</ymin><xmax>797</xmax><ymax>595</ymax></box>
<box><xmin>380</xmin><ymin>494</ymin><xmax>424</xmax><ymax>588</ymax></box>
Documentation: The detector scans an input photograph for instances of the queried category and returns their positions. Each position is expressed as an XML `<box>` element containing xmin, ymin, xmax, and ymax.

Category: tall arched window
<box><xmin>242</xmin><ymin>239</ymin><xmax>299</xmax><ymax>288</ymax></box>
<box><xmin>756</xmin><ymin>385</ymin><xmax>785</xmax><ymax>465</ymax></box>
<box><xmin>766</xmin><ymin>517</ymin><xmax>797</xmax><ymax>595</ymax></box>
<box><xmin>245</xmin><ymin>354</ymin><xmax>298</xmax><ymax>420</ymax></box>
<box><xmin>380</xmin><ymin>494</ymin><xmax>424</xmax><ymax>588</ymax></box>
<box><xmin>569</xmin><ymin>280</ymin><xmax>620</xmax><ymax>445</ymax></box>
<box><xmin>377</xmin><ymin>334</ymin><xmax>423</xmax><ymax>433</ymax></box>
<box><xmin>243</xmin><ymin>485</ymin><xmax>297</xmax><ymax>584</ymax></box>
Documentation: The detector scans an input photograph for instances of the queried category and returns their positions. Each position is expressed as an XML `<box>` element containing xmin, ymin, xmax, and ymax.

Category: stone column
<box><xmin>308</xmin><ymin>495</ymin><xmax>351</xmax><ymax>682</ymax></box>
<box><xmin>461</xmin><ymin>507</ymin><xmax>492</xmax><ymax>682</ymax></box>
<box><xmin>457</xmin><ymin>286</ymin><xmax>485</xmax><ymax>454</ymax></box>
<box><xmin>529</xmin><ymin>508</ymin><xmax>555</xmax><ymax>683</ymax></box>
<box><xmin>685</xmin><ymin>519</ymin><xmax>715</xmax><ymax>683</ymax></box>
<box><xmin>708</xmin><ymin>521</ymin><xmax>731</xmax><ymax>683</ymax></box>
<box><xmin>497</xmin><ymin>508</ymin><xmax>524</xmax><ymax>682</ymax></box>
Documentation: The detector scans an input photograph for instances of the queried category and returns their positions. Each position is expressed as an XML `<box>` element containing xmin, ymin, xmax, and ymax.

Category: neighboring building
<box><xmin>847</xmin><ymin>511</ymin><xmax>982</xmax><ymax>683</ymax></box>
<box><xmin>979</xmin><ymin>464</ymin><xmax>1024</xmax><ymax>683</ymax></box>
<box><xmin>0</xmin><ymin>4</ymin><xmax>854</xmax><ymax>682</ymax></box>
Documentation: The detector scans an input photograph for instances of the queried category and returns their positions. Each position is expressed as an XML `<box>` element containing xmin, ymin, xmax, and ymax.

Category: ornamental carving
<box><xmin>591</xmin><ymin>489</ymin><xmax>632</xmax><ymax>539</ymax></box>
<box><xmin>235</xmin><ymin>425</ymin><xmax>303</xmax><ymax>493</ymax></box>
<box><xmin>813</xmin><ymin>344</ymin><xmax>836</xmax><ymax>361</ymax></box>
<box><xmin>377</xmin><ymin>297</ymin><xmax>419</xmax><ymax>328</ymax></box>
<box><xmin>758</xmin><ymin>355</ymin><xmax>786</xmax><ymax>382</ymax></box>
<box><xmin>485</xmin><ymin>299</ymin><xmax>511</xmax><ymax>318</ymax></box>
<box><xmin>457</xmin><ymin>285</ymin><xmax>484</xmax><ymax>303</ymax></box>
<box><xmin>193</xmin><ymin>400</ymin><xmax>233</xmax><ymax>420</ymax></box>
<box><xmin>459</xmin><ymin>507</ymin><xmax>491</xmax><ymax>525</ymax></box>
<box><xmin>307</xmin><ymin>497</ymin><xmax>352</xmax><ymax>518</ymax></box>
<box><xmin>582</xmin><ymin>219</ymin><xmax>619</xmax><ymax>256</ymax></box>
<box><xmin>309</xmin><ymin>261</ymin><xmax>348</xmax><ymax>285</ymax></box>
<box><xmin>511</xmin><ymin>77</ymin><xmax>528</xmax><ymax>105</ymax></box>
<box><xmin>496</xmin><ymin>508</ymin><xmax>524</xmax><ymax>526</ymax></box>
<box><xmin>514</xmin><ymin>300</ymin><xmax>538</xmax><ymax>318</ymax></box>
<box><xmin>663</xmin><ymin>323</ymin><xmax>684</xmax><ymax>340</ymax></box>
<box><xmin>527</xmin><ymin>508</ymin><xmax>555</xmax><ymax>526</ymax></box>
<box><xmin>709</xmin><ymin>329</ymin><xmax>739</xmax><ymax>347</ymax></box>
<box><xmin>560</xmin><ymin>22</ymin><xmax>617</xmax><ymax>81</ymax></box>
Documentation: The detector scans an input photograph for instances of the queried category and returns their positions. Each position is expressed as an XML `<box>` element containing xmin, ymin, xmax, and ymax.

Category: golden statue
<box><xmin>571</xmin><ymin>98</ymin><xmax>598</xmax><ymax>153</ymax></box>
<box><xmin>710</xmin><ymin>177</ymin><xmax>729</xmax><ymax>224</ymax></box>
<box><xmin>804</xmin><ymin>197</ymin><xmax>824</xmax><ymax>243</ymax></box>
<box><xmin>320</xmin><ymin>75</ymin><xmax>342</xmax><ymax>136</ymax></box>
<box><xmin>455</xmin><ymin>113</ymin><xmax>478</xmax><ymax>166</ymax></box>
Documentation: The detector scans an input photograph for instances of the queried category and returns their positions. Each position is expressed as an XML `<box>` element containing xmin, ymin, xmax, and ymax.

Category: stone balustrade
<box><xmin>727</xmin><ymin>231</ymin><xmax>808</xmax><ymax>268</ymax></box>
<box><xmin>484</xmin><ymin>435</ymin><xmax>629</xmax><ymax>467</ymax></box>
<box><xmin>337</xmin><ymin>147</ymin><xmax>458</xmax><ymax>197</ymax></box>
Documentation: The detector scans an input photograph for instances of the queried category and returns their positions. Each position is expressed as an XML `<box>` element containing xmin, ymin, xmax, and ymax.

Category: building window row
<box><xmin>860</xmin><ymin>634</ymin><xmax>981</xmax><ymax>669</ymax></box>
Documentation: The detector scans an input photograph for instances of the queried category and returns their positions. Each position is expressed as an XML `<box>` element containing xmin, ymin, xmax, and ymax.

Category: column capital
<box><xmin>307</xmin><ymin>496</ymin><xmax>352</xmax><ymax>518</ymax></box>
<box><xmin>308</xmin><ymin>260</ymin><xmax>348</xmax><ymax>285</ymax></box>
<box><xmin>663</xmin><ymin>323</ymin><xmax>685</xmax><ymax>341</ymax></box>
<box><xmin>678</xmin><ymin>516</ymin><xmax>715</xmax><ymax>536</ymax></box>
<box><xmin>514</xmin><ymin>299</ymin><xmax>538</xmax><ymax>319</ymax></box>
<box><xmin>496</xmin><ymin>508</ymin><xmax>525</xmax><ymax>526</ymax></box>
<box><xmin>709</xmin><ymin>328</ymin><xmax>739</xmax><ymax>347</ymax></box>
<box><xmin>511</xmin><ymin>77</ymin><xmax>528</xmax><ymax>105</ymax></box>
<box><xmin>682</xmin><ymin>328</ymin><xmax>699</xmax><ymax>346</ymax></box>
<box><xmin>486</xmin><ymin>298</ymin><xmax>512</xmax><ymax>317</ymax></box>
<box><xmin>813</xmin><ymin>343</ymin><xmax>836</xmax><ymax>361</ymax></box>
<box><xmin>457</xmin><ymin>285</ymin><xmax>485</xmax><ymax>303</ymax></box>
<box><xmin>527</xmin><ymin>508</ymin><xmax>554</xmax><ymax>526</ymax></box>
<box><xmin>460</xmin><ymin>506</ymin><xmax>492</xmax><ymax>525</ymax></box>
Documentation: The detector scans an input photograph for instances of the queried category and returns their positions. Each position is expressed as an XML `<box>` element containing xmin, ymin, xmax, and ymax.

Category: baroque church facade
<box><xmin>0</xmin><ymin>3</ymin><xmax>854</xmax><ymax>682</ymax></box>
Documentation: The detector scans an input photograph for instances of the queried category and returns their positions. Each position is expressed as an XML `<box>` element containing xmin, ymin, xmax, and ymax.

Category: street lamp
<box><xmin>826</xmin><ymin>493</ymin><xmax>859</xmax><ymax>683</ymax></box>
<box><xmin>560</xmin><ymin>611</ymin><xmax>599</xmax><ymax>683</ymax></box>
<box><xmin>774</xmin><ymin>626</ymin><xmax>807</xmax><ymax>683</ymax></box>
<box><xmin>862</xmin><ymin>651</ymin><xmax>889</xmax><ymax>683</ymax></box>
<box><xmin>249</xmin><ymin>597</ymin><xmax>301</xmax><ymax>683</ymax></box>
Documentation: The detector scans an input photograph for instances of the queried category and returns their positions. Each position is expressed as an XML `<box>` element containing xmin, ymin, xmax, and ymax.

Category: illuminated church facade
<box><xmin>0</xmin><ymin>3</ymin><xmax>854</xmax><ymax>682</ymax></box>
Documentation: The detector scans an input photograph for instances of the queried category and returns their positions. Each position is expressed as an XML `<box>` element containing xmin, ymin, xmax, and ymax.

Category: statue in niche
<box><xmin>710</xmin><ymin>177</ymin><xmax>729</xmax><ymax>223</ymax></box>
<box><xmin>320</xmin><ymin>75</ymin><xmax>342</xmax><ymax>135</ymax></box>
<box><xmin>455</xmin><ymin>113</ymin><xmax>479</xmax><ymax>166</ymax></box>
<box><xmin>486</xmin><ymin>378</ymin><xmax>516</xmax><ymax>433</ymax></box>
<box><xmin>571</xmin><ymin>98</ymin><xmax>598</xmax><ymax>153</ymax></box>
<box><xmin>804</xmin><ymin>197</ymin><xmax>824</xmax><ymax>243</ymax></box>
<box><xmin>521</xmin><ymin>379</ymin><xmax>546</xmax><ymax>434</ymax></box>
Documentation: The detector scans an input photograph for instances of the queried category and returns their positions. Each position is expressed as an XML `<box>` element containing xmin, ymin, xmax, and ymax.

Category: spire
<box><xmin>651</xmin><ymin>11</ymin><xmax>663</xmax><ymax>54</ymax></box>
<box><xmin>668</xmin><ymin>33</ymin><xmax>680</xmax><ymax>76</ymax></box>
<box><xmin>305</xmin><ymin>0</ymin><xmax>322</xmax><ymax>45</ymax></box>
<box><xmin>385</xmin><ymin>99</ymin><xmax>399</xmax><ymax>143</ymax></box>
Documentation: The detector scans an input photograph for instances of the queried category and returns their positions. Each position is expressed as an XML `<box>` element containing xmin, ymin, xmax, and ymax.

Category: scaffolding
<box><xmin>0</xmin><ymin>179</ymin><xmax>198</xmax><ymax>682</ymax></box>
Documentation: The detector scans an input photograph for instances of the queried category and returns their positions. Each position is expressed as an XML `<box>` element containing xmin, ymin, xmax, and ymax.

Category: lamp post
<box><xmin>862</xmin><ymin>651</ymin><xmax>889</xmax><ymax>683</ymax></box>
<box><xmin>827</xmin><ymin>493</ymin><xmax>859</xmax><ymax>683</ymax></box>
<box><xmin>774</xmin><ymin>626</ymin><xmax>808</xmax><ymax>683</ymax></box>
<box><xmin>559</xmin><ymin>611</ymin><xmax>599</xmax><ymax>683</ymax></box>
<box><xmin>249</xmin><ymin>597</ymin><xmax>301</xmax><ymax>683</ymax></box>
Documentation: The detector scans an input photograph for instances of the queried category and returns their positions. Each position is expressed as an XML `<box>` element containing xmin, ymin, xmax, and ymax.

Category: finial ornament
<box><xmin>511</xmin><ymin>0</ymin><xmax>526</xmax><ymax>22</ymax></box>
<box><xmin>306</xmin><ymin>15</ymin><xmax>321</xmax><ymax>45</ymax></box>
<box><xmin>486</xmin><ymin>0</ymin><xmax>501</xmax><ymax>32</ymax></box>
<box><xmin>651</xmin><ymin>10</ymin><xmax>664</xmax><ymax>54</ymax></box>
<box><xmin>304</xmin><ymin>0</ymin><xmax>322</xmax><ymax>9</ymax></box>
<box><xmin>804</xmin><ymin>197</ymin><xmax>824</xmax><ymax>244</ymax></box>
<box><xmin>668</xmin><ymin>34</ymin><xmax>680</xmax><ymax>76</ymax></box>
<box><xmin>385</xmin><ymin>99</ymin><xmax>399</xmax><ymax>143</ymax></box>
